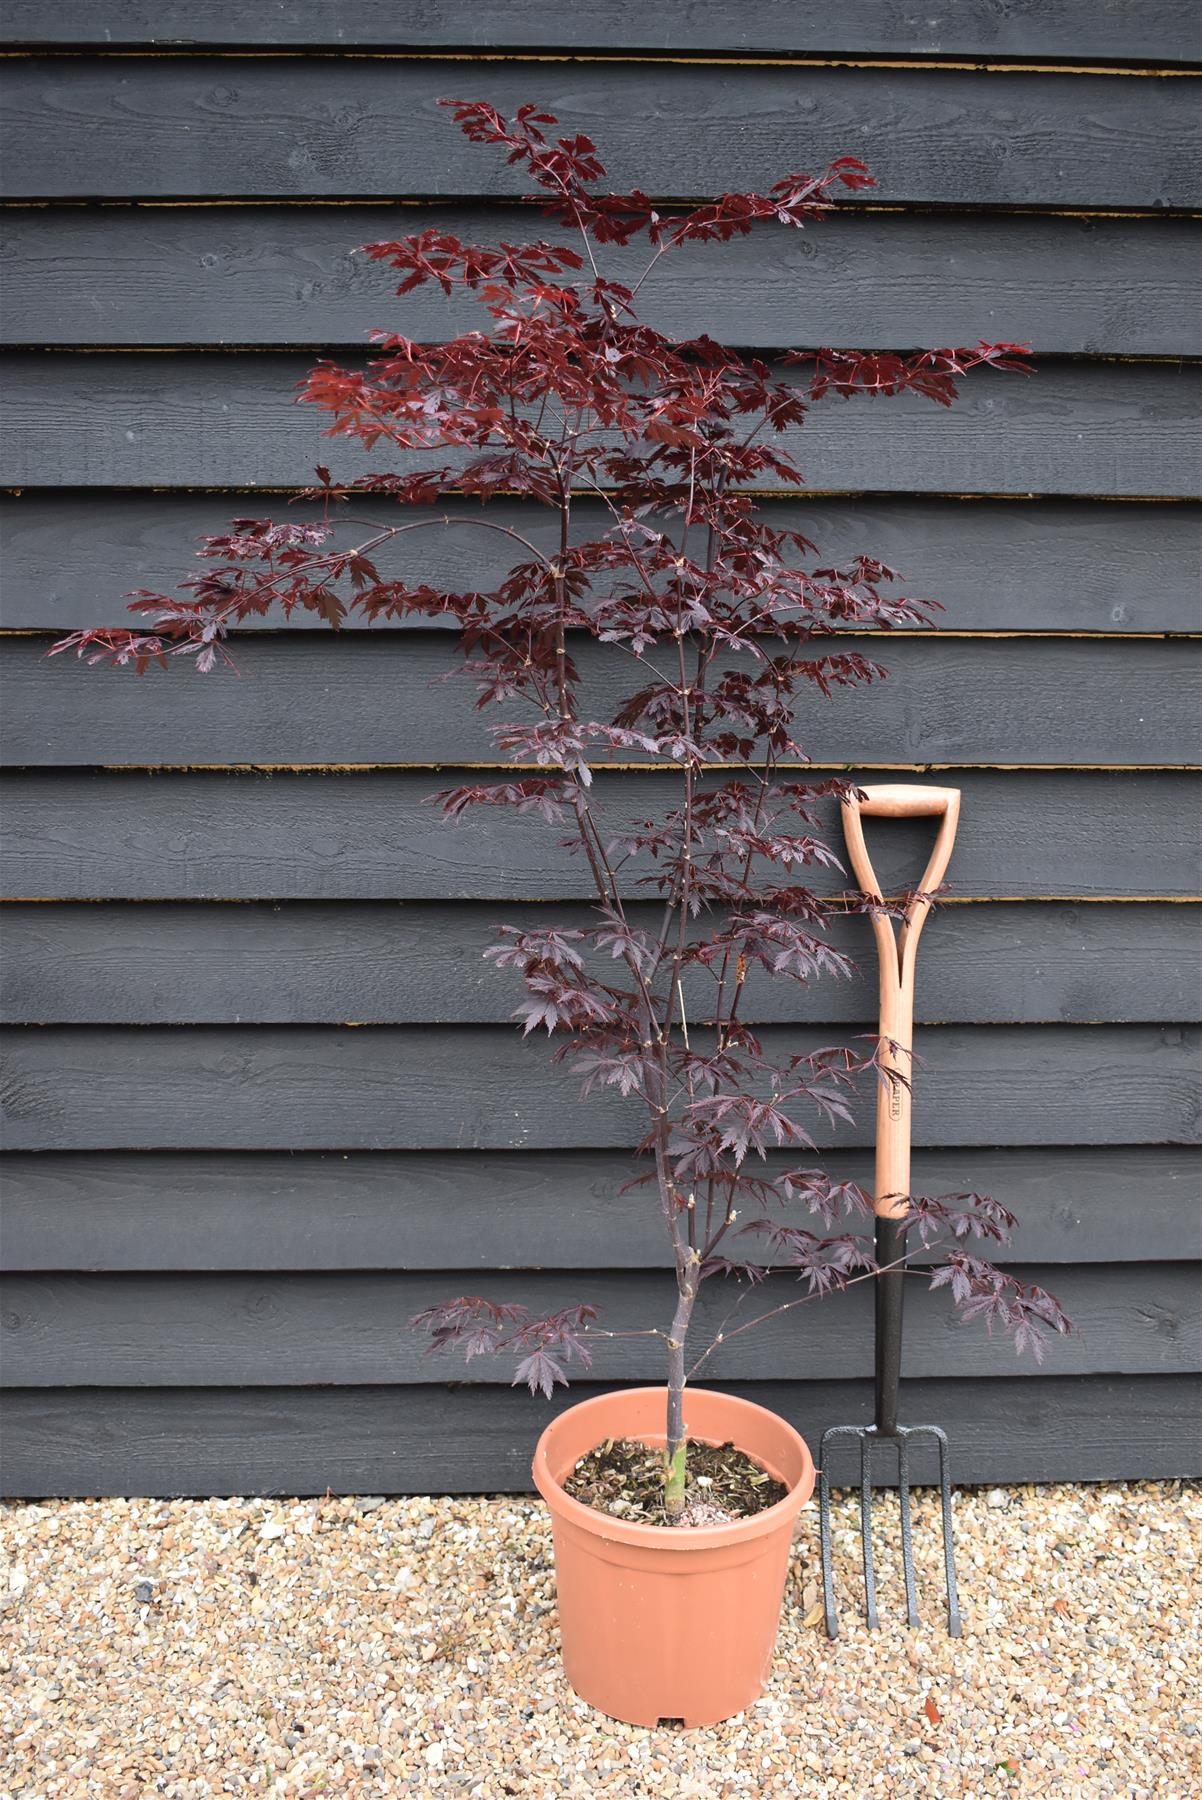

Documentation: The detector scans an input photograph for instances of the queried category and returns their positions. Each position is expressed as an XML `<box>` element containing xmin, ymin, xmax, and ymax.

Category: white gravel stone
<box><xmin>0</xmin><ymin>1480</ymin><xmax>1197</xmax><ymax>1797</ymax></box>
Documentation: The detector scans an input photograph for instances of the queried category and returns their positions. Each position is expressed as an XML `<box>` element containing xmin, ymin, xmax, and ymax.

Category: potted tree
<box><xmin>53</xmin><ymin>99</ymin><xmax>1070</xmax><ymax>1727</ymax></box>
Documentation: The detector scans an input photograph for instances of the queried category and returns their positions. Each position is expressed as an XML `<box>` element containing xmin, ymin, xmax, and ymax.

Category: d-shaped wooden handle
<box><xmin>842</xmin><ymin>785</ymin><xmax>961</xmax><ymax>900</ymax></box>
<box><xmin>852</xmin><ymin>783</ymin><xmax>960</xmax><ymax>821</ymax></box>
<box><xmin>841</xmin><ymin>784</ymin><xmax>961</xmax><ymax>1219</ymax></box>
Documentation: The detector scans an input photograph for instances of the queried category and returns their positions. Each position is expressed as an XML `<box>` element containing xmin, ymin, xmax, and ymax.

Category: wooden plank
<box><xmin>10</xmin><ymin>634</ymin><xmax>1197</xmax><ymax>769</ymax></box>
<box><xmin>1</xmin><ymin>1265</ymin><xmax>1196</xmax><ymax>1387</ymax></box>
<box><xmin>2</xmin><ymin>769</ymin><xmax>1198</xmax><ymax>900</ymax></box>
<box><xmin>2</xmin><ymin>3</ymin><xmax>1197</xmax><ymax>62</ymax></box>
<box><xmin>4</xmin><ymin>61</ymin><xmax>1199</xmax><ymax>206</ymax></box>
<box><xmin>5</xmin><ymin>208</ymin><xmax>1198</xmax><ymax>357</ymax></box>
<box><xmin>0</xmin><ymin>1023</ymin><xmax>1196</xmax><ymax>1151</ymax></box>
<box><xmin>5</xmin><ymin>492</ymin><xmax>1198</xmax><ymax>635</ymax></box>
<box><xmin>2</xmin><ymin>1146</ymin><xmax>1194</xmax><ymax>1272</ymax></box>
<box><xmin>3</xmin><ymin>901</ymin><xmax>1197</xmax><ymax>1027</ymax></box>
<box><xmin>3</xmin><ymin>1375</ymin><xmax>1197</xmax><ymax>1497</ymax></box>
<box><xmin>3</xmin><ymin>355</ymin><xmax>1196</xmax><ymax>497</ymax></box>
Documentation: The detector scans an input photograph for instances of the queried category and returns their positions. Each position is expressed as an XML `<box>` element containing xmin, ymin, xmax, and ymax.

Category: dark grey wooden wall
<box><xmin>1</xmin><ymin>4</ymin><xmax>1200</xmax><ymax>1497</ymax></box>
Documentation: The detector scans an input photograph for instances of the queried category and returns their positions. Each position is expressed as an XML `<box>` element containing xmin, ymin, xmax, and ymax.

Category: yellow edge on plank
<box><xmin>33</xmin><ymin>759</ymin><xmax>1202</xmax><ymax>773</ymax></box>
<box><xmin>5</xmin><ymin>628</ymin><xmax>1199</xmax><ymax>641</ymax></box>
<box><xmin>4</xmin><ymin>201</ymin><xmax>1198</xmax><ymax>221</ymax></box>
<box><xmin>6</xmin><ymin>486</ymin><xmax>1197</xmax><ymax>505</ymax></box>
<box><xmin>15</xmin><ymin>346</ymin><xmax>1201</xmax><ymax>365</ymax></box>
<box><xmin>0</xmin><ymin>49</ymin><xmax>1197</xmax><ymax>75</ymax></box>
<box><xmin>3</xmin><ymin>893</ymin><xmax>1199</xmax><ymax>906</ymax></box>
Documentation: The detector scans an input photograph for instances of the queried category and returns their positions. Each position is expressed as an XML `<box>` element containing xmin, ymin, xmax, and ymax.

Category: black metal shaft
<box><xmin>874</xmin><ymin>1215</ymin><xmax>907</xmax><ymax>1434</ymax></box>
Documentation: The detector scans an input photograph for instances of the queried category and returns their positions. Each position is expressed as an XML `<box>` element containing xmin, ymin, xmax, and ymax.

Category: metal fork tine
<box><xmin>896</xmin><ymin>1429</ymin><xmax>921</xmax><ymax>1629</ymax></box>
<box><xmin>818</xmin><ymin>1428</ymin><xmax>839</xmax><ymax>1640</ymax></box>
<box><xmin>860</xmin><ymin>1430</ymin><xmax>880</xmax><ymax>1630</ymax></box>
<box><xmin>931</xmin><ymin>1425</ymin><xmax>963</xmax><ymax>1637</ymax></box>
<box><xmin>816</xmin><ymin>1421</ymin><xmax>962</xmax><ymax>1639</ymax></box>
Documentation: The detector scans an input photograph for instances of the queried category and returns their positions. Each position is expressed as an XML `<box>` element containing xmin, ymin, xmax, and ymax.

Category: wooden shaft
<box><xmin>841</xmin><ymin>784</ymin><xmax>961</xmax><ymax>1220</ymax></box>
<box><xmin>875</xmin><ymin>949</ymin><xmax>915</xmax><ymax>1219</ymax></box>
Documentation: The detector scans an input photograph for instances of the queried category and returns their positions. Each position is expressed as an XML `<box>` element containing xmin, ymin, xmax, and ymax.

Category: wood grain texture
<box><xmin>3</xmin><ymin>2</ymin><xmax>1197</xmax><ymax>61</ymax></box>
<box><xmin>4</xmin><ymin>354</ymin><xmax>1197</xmax><ymax>497</ymax></box>
<box><xmin>2</xmin><ymin>1146</ymin><xmax>1194</xmax><ymax>1272</ymax></box>
<box><xmin>2</xmin><ymin>1264</ymin><xmax>1197</xmax><ymax>1388</ymax></box>
<box><xmin>6</xmin><ymin>492</ymin><xmax>1198</xmax><ymax>635</ymax></box>
<box><xmin>3</xmin><ymin>901</ymin><xmax>1197</xmax><ymax>1027</ymax></box>
<box><xmin>5</xmin><ymin>207</ymin><xmax>1198</xmax><ymax>356</ymax></box>
<box><xmin>1</xmin><ymin>1023</ymin><xmax>1197</xmax><ymax>1151</ymax></box>
<box><xmin>11</xmin><ymin>634</ymin><xmax>1198</xmax><ymax>769</ymax></box>
<box><xmin>3</xmin><ymin>61</ymin><xmax>1199</xmax><ymax>206</ymax></box>
<box><xmin>2</xmin><ymin>23</ymin><xmax>1200</xmax><ymax>1501</ymax></box>
<box><xmin>4</xmin><ymin>1376</ymin><xmax>1197</xmax><ymax>1497</ymax></box>
<box><xmin>3</xmin><ymin>769</ymin><xmax>1198</xmax><ymax>900</ymax></box>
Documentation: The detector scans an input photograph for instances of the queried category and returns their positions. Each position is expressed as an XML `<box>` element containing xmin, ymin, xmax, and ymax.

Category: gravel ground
<box><xmin>1</xmin><ymin>1480</ymin><xmax>1197</xmax><ymax>1798</ymax></box>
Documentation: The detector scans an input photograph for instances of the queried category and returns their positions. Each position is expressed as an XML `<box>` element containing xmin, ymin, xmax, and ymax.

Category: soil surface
<box><xmin>563</xmin><ymin>1436</ymin><xmax>789</xmax><ymax>1527</ymax></box>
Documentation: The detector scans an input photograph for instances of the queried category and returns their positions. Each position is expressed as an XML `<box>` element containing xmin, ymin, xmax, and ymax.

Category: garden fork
<box><xmin>818</xmin><ymin>783</ymin><xmax>963</xmax><ymax>1639</ymax></box>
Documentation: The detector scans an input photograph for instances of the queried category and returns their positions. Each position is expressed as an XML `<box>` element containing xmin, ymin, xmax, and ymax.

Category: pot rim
<box><xmin>532</xmin><ymin>1384</ymin><xmax>816</xmax><ymax>1554</ymax></box>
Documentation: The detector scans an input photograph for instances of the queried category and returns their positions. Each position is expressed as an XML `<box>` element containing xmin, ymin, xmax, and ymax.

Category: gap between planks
<box><xmin>3</xmin><ymin>199</ymin><xmax>1199</xmax><ymax>222</ymax></box>
<box><xmin>4</xmin><ymin>1017</ymin><xmax>1188</xmax><ymax>1031</ymax></box>
<box><xmin>40</xmin><ymin>759</ymin><xmax>1202</xmax><ymax>773</ymax></box>
<box><xmin>0</xmin><ymin>49</ymin><xmax>1198</xmax><ymax>75</ymax></box>
<box><xmin>5</xmin><ymin>487</ymin><xmax>1199</xmax><ymax>506</ymax></box>
<box><xmin>4</xmin><ymin>895</ymin><xmax>1199</xmax><ymax>907</ymax></box>
<box><xmin>10</xmin><ymin>346</ymin><xmax>1200</xmax><ymax>366</ymax></box>
<box><xmin>9</xmin><ymin>629</ymin><xmax>1199</xmax><ymax>643</ymax></box>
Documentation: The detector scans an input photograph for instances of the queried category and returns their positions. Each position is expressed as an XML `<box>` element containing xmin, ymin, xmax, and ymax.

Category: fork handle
<box><xmin>841</xmin><ymin>784</ymin><xmax>961</xmax><ymax>1218</ymax></box>
<box><xmin>852</xmin><ymin>783</ymin><xmax>961</xmax><ymax>822</ymax></box>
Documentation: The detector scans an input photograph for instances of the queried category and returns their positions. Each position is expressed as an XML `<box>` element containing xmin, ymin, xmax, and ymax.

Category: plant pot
<box><xmin>532</xmin><ymin>1385</ymin><xmax>816</xmax><ymax>1728</ymax></box>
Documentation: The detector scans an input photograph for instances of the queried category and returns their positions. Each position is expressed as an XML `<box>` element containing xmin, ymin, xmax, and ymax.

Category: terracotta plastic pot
<box><xmin>532</xmin><ymin>1386</ymin><xmax>816</xmax><ymax>1727</ymax></box>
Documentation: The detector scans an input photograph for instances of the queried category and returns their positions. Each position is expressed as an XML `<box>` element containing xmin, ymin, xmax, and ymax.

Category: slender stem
<box><xmin>664</xmin><ymin>1278</ymin><xmax>698</xmax><ymax>1517</ymax></box>
<box><xmin>582</xmin><ymin>1326</ymin><xmax>667</xmax><ymax>1342</ymax></box>
<box><xmin>685</xmin><ymin>1245</ymin><xmax>948</xmax><ymax>1380</ymax></box>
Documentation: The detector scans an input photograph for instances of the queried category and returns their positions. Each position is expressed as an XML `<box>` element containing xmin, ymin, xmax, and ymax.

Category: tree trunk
<box><xmin>664</xmin><ymin>1278</ymin><xmax>698</xmax><ymax>1519</ymax></box>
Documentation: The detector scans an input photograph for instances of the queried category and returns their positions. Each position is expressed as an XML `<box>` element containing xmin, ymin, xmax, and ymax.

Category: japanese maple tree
<box><xmin>53</xmin><ymin>100</ymin><xmax>1070</xmax><ymax>1518</ymax></box>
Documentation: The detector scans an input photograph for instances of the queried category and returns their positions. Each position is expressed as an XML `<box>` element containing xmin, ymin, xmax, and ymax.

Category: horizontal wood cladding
<box><xmin>4</xmin><ymin>901</ymin><xmax>1196</xmax><ymax>1027</ymax></box>
<box><xmin>1</xmin><ymin>1023</ymin><xmax>1197</xmax><ymax>1152</ymax></box>
<box><xmin>3</xmin><ymin>355</ymin><xmax>1198</xmax><ymax>496</ymax></box>
<box><xmin>3</xmin><ymin>769</ymin><xmax>1197</xmax><ymax>900</ymax></box>
<box><xmin>1</xmin><ymin>25</ymin><xmax>1198</xmax><ymax>1504</ymax></box>
<box><xmin>3</xmin><ymin>2</ymin><xmax>1198</xmax><ymax>62</ymax></box>
<box><xmin>2</xmin><ymin>1264</ymin><xmax>1197</xmax><ymax>1387</ymax></box>
<box><xmin>2</xmin><ymin>1147</ymin><xmax>1194</xmax><ymax>1272</ymax></box>
<box><xmin>4</xmin><ymin>208</ymin><xmax>1198</xmax><ymax>357</ymax></box>
<box><xmin>5</xmin><ymin>492</ymin><xmax>1198</xmax><ymax>636</ymax></box>
<box><xmin>3</xmin><ymin>61</ymin><xmax>1199</xmax><ymax>206</ymax></box>
<box><xmin>4</xmin><ymin>1376</ymin><xmax>1197</xmax><ymax>1497</ymax></box>
<box><xmin>9</xmin><ymin>634</ymin><xmax>1198</xmax><ymax>769</ymax></box>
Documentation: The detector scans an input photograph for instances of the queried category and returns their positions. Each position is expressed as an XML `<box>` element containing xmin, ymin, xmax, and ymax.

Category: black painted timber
<box><xmin>2</xmin><ymin>1148</ymin><xmax>1195</xmax><ymax>1272</ymax></box>
<box><xmin>4</xmin><ymin>208</ymin><xmax>1198</xmax><ymax>356</ymax></box>
<box><xmin>3</xmin><ymin>355</ymin><xmax>1198</xmax><ymax>497</ymax></box>
<box><xmin>3</xmin><ymin>1377</ymin><xmax>1197</xmax><ymax>1499</ymax></box>
<box><xmin>2</xmin><ymin>1264</ymin><xmax>1197</xmax><ymax>1387</ymax></box>
<box><xmin>1</xmin><ymin>1023</ymin><xmax>1197</xmax><ymax>1152</ymax></box>
<box><xmin>4</xmin><ymin>901</ymin><xmax>1197</xmax><ymax>1027</ymax></box>
<box><xmin>3</xmin><ymin>769</ymin><xmax>1197</xmax><ymax>900</ymax></box>
<box><xmin>3</xmin><ymin>61</ymin><xmax>1199</xmax><ymax>207</ymax></box>
<box><xmin>2</xmin><ymin>2</ymin><xmax>1198</xmax><ymax>62</ymax></box>
<box><xmin>1</xmin><ymin>13</ymin><xmax>1199</xmax><ymax>1497</ymax></box>
<box><xmin>8</xmin><ymin>634</ymin><xmax>1197</xmax><ymax>769</ymax></box>
<box><xmin>6</xmin><ymin>493</ymin><xmax>1199</xmax><ymax>635</ymax></box>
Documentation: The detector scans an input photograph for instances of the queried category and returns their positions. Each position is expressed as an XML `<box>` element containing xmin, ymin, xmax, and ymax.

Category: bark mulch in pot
<box><xmin>563</xmin><ymin>1436</ymin><xmax>788</xmax><ymax>1527</ymax></box>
